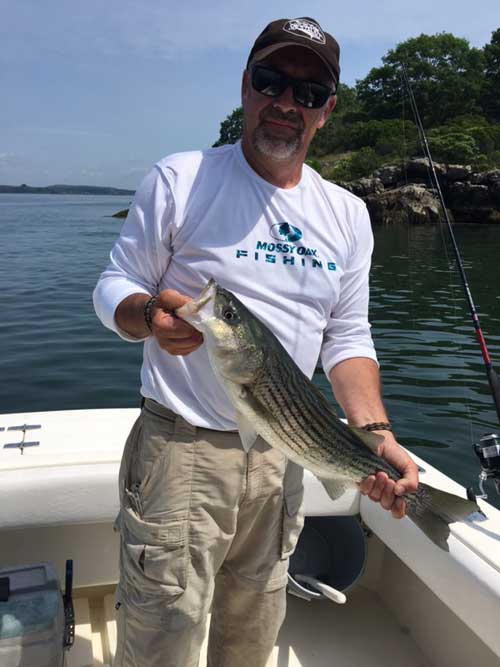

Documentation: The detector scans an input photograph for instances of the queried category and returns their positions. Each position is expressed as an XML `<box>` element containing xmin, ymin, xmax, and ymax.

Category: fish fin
<box><xmin>349</xmin><ymin>427</ymin><xmax>385</xmax><ymax>454</ymax></box>
<box><xmin>319</xmin><ymin>478</ymin><xmax>350</xmax><ymax>501</ymax></box>
<box><xmin>409</xmin><ymin>511</ymin><xmax>451</xmax><ymax>552</ymax></box>
<box><xmin>407</xmin><ymin>482</ymin><xmax>482</xmax><ymax>551</ymax></box>
<box><xmin>236</xmin><ymin>411</ymin><xmax>258</xmax><ymax>452</ymax></box>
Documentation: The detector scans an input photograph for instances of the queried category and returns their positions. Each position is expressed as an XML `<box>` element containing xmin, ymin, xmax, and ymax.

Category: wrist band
<box><xmin>144</xmin><ymin>296</ymin><xmax>157</xmax><ymax>332</ymax></box>
<box><xmin>361</xmin><ymin>421</ymin><xmax>392</xmax><ymax>432</ymax></box>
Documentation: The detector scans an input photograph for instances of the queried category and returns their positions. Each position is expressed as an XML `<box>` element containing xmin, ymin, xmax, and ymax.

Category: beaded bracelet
<box><xmin>144</xmin><ymin>296</ymin><xmax>157</xmax><ymax>332</ymax></box>
<box><xmin>360</xmin><ymin>421</ymin><xmax>392</xmax><ymax>432</ymax></box>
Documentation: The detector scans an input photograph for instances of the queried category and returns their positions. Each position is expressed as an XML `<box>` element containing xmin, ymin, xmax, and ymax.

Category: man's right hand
<box><xmin>151</xmin><ymin>290</ymin><xmax>203</xmax><ymax>356</ymax></box>
<box><xmin>115</xmin><ymin>290</ymin><xmax>203</xmax><ymax>355</ymax></box>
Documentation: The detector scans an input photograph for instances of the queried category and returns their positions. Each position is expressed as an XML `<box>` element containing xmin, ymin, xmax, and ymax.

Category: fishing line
<box><xmin>399</xmin><ymin>72</ymin><xmax>428</xmax><ymax>434</ymax></box>
<box><xmin>430</xmin><ymin>157</ymin><xmax>475</xmax><ymax>443</ymax></box>
<box><xmin>401</xmin><ymin>65</ymin><xmax>500</xmax><ymax>426</ymax></box>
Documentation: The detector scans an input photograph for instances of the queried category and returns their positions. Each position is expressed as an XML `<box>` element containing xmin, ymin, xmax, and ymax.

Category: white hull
<box><xmin>1</xmin><ymin>408</ymin><xmax>500</xmax><ymax>666</ymax></box>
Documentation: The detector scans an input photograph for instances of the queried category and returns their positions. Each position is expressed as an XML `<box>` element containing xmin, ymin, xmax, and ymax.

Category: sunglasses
<box><xmin>251</xmin><ymin>65</ymin><xmax>335</xmax><ymax>109</ymax></box>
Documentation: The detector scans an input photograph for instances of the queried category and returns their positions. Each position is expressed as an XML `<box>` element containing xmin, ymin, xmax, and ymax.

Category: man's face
<box><xmin>241</xmin><ymin>45</ymin><xmax>337</xmax><ymax>162</ymax></box>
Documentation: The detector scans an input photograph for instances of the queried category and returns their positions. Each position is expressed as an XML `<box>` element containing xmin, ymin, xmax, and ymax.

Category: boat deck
<box><xmin>68</xmin><ymin>584</ymin><xmax>430</xmax><ymax>667</ymax></box>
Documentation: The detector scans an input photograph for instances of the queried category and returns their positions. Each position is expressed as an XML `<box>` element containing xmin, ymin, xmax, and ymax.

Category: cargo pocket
<box><xmin>281</xmin><ymin>487</ymin><xmax>305</xmax><ymax>560</ymax></box>
<box><xmin>121</xmin><ymin>506</ymin><xmax>188</xmax><ymax>600</ymax></box>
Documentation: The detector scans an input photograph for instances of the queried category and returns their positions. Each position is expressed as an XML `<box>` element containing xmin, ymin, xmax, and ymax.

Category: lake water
<box><xmin>1</xmin><ymin>194</ymin><xmax>499</xmax><ymax>506</ymax></box>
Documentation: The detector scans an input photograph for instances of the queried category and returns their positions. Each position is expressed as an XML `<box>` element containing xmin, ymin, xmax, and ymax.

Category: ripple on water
<box><xmin>1</xmin><ymin>197</ymin><xmax>499</xmax><ymax>507</ymax></box>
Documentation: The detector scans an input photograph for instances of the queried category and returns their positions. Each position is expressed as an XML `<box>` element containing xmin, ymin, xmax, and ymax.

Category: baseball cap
<box><xmin>247</xmin><ymin>17</ymin><xmax>341</xmax><ymax>86</ymax></box>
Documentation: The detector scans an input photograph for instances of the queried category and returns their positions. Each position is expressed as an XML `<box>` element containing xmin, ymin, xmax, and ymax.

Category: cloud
<box><xmin>0</xmin><ymin>152</ymin><xmax>18</xmax><ymax>162</ymax></box>
<box><xmin>21</xmin><ymin>127</ymin><xmax>113</xmax><ymax>138</ymax></box>
<box><xmin>0</xmin><ymin>1</ymin><xmax>251</xmax><ymax>63</ymax></box>
<box><xmin>3</xmin><ymin>0</ymin><xmax>497</xmax><ymax>67</ymax></box>
<box><xmin>125</xmin><ymin>166</ymin><xmax>149</xmax><ymax>175</ymax></box>
<box><xmin>79</xmin><ymin>168</ymin><xmax>104</xmax><ymax>178</ymax></box>
<box><xmin>2</xmin><ymin>0</ymin><xmax>498</xmax><ymax>187</ymax></box>
<box><xmin>0</xmin><ymin>153</ymin><xmax>25</xmax><ymax>172</ymax></box>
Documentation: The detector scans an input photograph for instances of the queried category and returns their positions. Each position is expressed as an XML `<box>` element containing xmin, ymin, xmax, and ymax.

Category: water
<box><xmin>1</xmin><ymin>194</ymin><xmax>500</xmax><ymax>505</ymax></box>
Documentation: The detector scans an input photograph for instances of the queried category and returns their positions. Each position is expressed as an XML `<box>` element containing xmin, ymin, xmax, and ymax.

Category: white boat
<box><xmin>1</xmin><ymin>406</ymin><xmax>500</xmax><ymax>666</ymax></box>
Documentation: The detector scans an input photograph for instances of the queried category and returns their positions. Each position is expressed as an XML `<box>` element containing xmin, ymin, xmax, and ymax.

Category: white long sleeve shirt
<box><xmin>93</xmin><ymin>141</ymin><xmax>377</xmax><ymax>430</ymax></box>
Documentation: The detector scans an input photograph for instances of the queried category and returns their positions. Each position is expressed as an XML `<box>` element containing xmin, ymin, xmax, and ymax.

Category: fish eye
<box><xmin>222</xmin><ymin>307</ymin><xmax>239</xmax><ymax>323</ymax></box>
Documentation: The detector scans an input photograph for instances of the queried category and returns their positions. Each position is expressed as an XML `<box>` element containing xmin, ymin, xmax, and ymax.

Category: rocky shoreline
<box><xmin>338</xmin><ymin>159</ymin><xmax>500</xmax><ymax>224</ymax></box>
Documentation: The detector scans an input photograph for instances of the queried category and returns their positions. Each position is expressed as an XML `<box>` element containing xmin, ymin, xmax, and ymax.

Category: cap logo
<box><xmin>283</xmin><ymin>18</ymin><xmax>326</xmax><ymax>45</ymax></box>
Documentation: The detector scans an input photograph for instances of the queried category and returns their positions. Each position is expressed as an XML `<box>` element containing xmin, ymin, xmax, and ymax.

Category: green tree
<box><xmin>346</xmin><ymin>119</ymin><xmax>417</xmax><ymax>156</ymax></box>
<box><xmin>213</xmin><ymin>107</ymin><xmax>243</xmax><ymax>147</ymax></box>
<box><xmin>325</xmin><ymin>147</ymin><xmax>382</xmax><ymax>182</ymax></box>
<box><xmin>424</xmin><ymin>115</ymin><xmax>500</xmax><ymax>166</ymax></box>
<box><xmin>348</xmin><ymin>147</ymin><xmax>382</xmax><ymax>178</ymax></box>
<box><xmin>481</xmin><ymin>28</ymin><xmax>500</xmax><ymax>122</ymax></box>
<box><xmin>356</xmin><ymin>33</ymin><xmax>485</xmax><ymax>125</ymax></box>
<box><xmin>309</xmin><ymin>83</ymin><xmax>362</xmax><ymax>156</ymax></box>
<box><xmin>427</xmin><ymin>128</ymin><xmax>479</xmax><ymax>163</ymax></box>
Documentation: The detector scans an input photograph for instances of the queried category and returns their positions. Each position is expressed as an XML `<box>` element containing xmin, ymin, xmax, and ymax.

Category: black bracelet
<box><xmin>361</xmin><ymin>421</ymin><xmax>392</xmax><ymax>432</ymax></box>
<box><xmin>144</xmin><ymin>296</ymin><xmax>157</xmax><ymax>332</ymax></box>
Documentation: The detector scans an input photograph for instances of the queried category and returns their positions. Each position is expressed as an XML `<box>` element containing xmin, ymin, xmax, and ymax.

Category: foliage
<box><xmin>356</xmin><ymin>33</ymin><xmax>484</xmax><ymax>125</ymax></box>
<box><xmin>347</xmin><ymin>147</ymin><xmax>383</xmax><ymax>178</ymax></box>
<box><xmin>324</xmin><ymin>148</ymin><xmax>383</xmax><ymax>182</ymax></box>
<box><xmin>423</xmin><ymin>115</ymin><xmax>500</xmax><ymax>165</ymax></box>
<box><xmin>347</xmin><ymin>119</ymin><xmax>418</xmax><ymax>156</ymax></box>
<box><xmin>309</xmin><ymin>83</ymin><xmax>363</xmax><ymax>156</ymax></box>
<box><xmin>305</xmin><ymin>157</ymin><xmax>323</xmax><ymax>172</ymax></box>
<box><xmin>323</xmin><ymin>158</ymin><xmax>354</xmax><ymax>182</ymax></box>
<box><xmin>212</xmin><ymin>107</ymin><xmax>243</xmax><ymax>147</ymax></box>
<box><xmin>212</xmin><ymin>30</ymin><xmax>500</xmax><ymax>176</ymax></box>
<box><xmin>482</xmin><ymin>28</ymin><xmax>500</xmax><ymax>122</ymax></box>
<box><xmin>427</xmin><ymin>128</ymin><xmax>479</xmax><ymax>163</ymax></box>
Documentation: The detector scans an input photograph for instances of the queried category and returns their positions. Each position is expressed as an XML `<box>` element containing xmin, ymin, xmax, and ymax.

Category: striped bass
<box><xmin>176</xmin><ymin>279</ymin><xmax>482</xmax><ymax>551</ymax></box>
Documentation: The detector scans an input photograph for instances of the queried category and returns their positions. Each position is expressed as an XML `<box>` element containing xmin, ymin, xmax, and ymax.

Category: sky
<box><xmin>1</xmin><ymin>0</ymin><xmax>498</xmax><ymax>189</ymax></box>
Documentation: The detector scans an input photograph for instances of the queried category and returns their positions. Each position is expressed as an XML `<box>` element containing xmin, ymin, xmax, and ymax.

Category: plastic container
<box><xmin>0</xmin><ymin>563</ymin><xmax>66</xmax><ymax>667</ymax></box>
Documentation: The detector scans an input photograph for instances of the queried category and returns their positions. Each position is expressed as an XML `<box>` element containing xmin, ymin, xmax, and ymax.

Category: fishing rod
<box><xmin>401</xmin><ymin>66</ymin><xmax>500</xmax><ymax>497</ymax></box>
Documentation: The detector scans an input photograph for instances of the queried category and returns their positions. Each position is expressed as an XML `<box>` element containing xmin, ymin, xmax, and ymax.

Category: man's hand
<box><xmin>152</xmin><ymin>290</ymin><xmax>203</xmax><ymax>356</ymax></box>
<box><xmin>358</xmin><ymin>432</ymin><xmax>419</xmax><ymax>519</ymax></box>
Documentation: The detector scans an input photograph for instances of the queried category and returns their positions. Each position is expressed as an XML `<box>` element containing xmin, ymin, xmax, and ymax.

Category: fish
<box><xmin>176</xmin><ymin>279</ymin><xmax>483</xmax><ymax>551</ymax></box>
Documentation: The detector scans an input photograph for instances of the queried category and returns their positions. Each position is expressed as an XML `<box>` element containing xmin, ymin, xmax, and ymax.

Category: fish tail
<box><xmin>407</xmin><ymin>482</ymin><xmax>482</xmax><ymax>551</ymax></box>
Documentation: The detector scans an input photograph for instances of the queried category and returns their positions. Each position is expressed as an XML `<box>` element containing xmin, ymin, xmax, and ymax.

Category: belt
<box><xmin>141</xmin><ymin>397</ymin><xmax>239</xmax><ymax>437</ymax></box>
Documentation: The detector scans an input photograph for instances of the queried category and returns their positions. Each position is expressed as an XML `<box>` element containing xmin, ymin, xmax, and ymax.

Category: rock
<box><xmin>489</xmin><ymin>179</ymin><xmax>500</xmax><ymax>207</ymax></box>
<box><xmin>447</xmin><ymin>182</ymin><xmax>490</xmax><ymax>208</ymax></box>
<box><xmin>471</xmin><ymin>169</ymin><xmax>500</xmax><ymax>186</ymax></box>
<box><xmin>446</xmin><ymin>179</ymin><xmax>498</xmax><ymax>222</ymax></box>
<box><xmin>111</xmin><ymin>208</ymin><xmax>130</xmax><ymax>219</ymax></box>
<box><xmin>365</xmin><ymin>185</ymin><xmax>443</xmax><ymax>225</ymax></box>
<box><xmin>470</xmin><ymin>170</ymin><xmax>500</xmax><ymax>205</ymax></box>
<box><xmin>344</xmin><ymin>177</ymin><xmax>384</xmax><ymax>197</ymax></box>
<box><xmin>373</xmin><ymin>165</ymin><xmax>402</xmax><ymax>187</ymax></box>
<box><xmin>337</xmin><ymin>181</ymin><xmax>355</xmax><ymax>194</ymax></box>
<box><xmin>446</xmin><ymin>164</ymin><xmax>472</xmax><ymax>182</ymax></box>
<box><xmin>334</xmin><ymin>163</ymin><xmax>499</xmax><ymax>223</ymax></box>
<box><xmin>406</xmin><ymin>158</ymin><xmax>446</xmax><ymax>180</ymax></box>
<box><xmin>451</xmin><ymin>207</ymin><xmax>500</xmax><ymax>223</ymax></box>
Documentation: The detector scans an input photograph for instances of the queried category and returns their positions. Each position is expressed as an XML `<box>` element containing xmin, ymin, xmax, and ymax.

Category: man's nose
<box><xmin>273</xmin><ymin>84</ymin><xmax>298</xmax><ymax>114</ymax></box>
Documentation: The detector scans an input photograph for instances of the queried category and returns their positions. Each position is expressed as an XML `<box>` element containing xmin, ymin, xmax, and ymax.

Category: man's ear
<box><xmin>317</xmin><ymin>95</ymin><xmax>337</xmax><ymax>130</ymax></box>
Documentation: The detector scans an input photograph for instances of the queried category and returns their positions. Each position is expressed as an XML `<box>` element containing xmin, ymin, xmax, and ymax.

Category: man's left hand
<box><xmin>358</xmin><ymin>433</ymin><xmax>419</xmax><ymax>519</ymax></box>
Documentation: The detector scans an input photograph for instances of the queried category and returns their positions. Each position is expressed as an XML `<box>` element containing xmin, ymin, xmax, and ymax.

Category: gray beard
<box><xmin>252</xmin><ymin>125</ymin><xmax>302</xmax><ymax>160</ymax></box>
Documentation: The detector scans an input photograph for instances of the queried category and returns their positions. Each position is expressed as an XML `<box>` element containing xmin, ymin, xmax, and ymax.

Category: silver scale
<box><xmin>0</xmin><ymin>424</ymin><xmax>41</xmax><ymax>453</ymax></box>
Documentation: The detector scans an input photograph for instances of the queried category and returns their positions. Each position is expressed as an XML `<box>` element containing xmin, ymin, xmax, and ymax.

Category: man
<box><xmin>94</xmin><ymin>16</ymin><xmax>418</xmax><ymax>667</ymax></box>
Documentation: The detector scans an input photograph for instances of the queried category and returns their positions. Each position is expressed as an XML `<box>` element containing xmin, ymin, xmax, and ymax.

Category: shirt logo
<box><xmin>283</xmin><ymin>18</ymin><xmax>326</xmax><ymax>45</ymax></box>
<box><xmin>270</xmin><ymin>223</ymin><xmax>302</xmax><ymax>243</ymax></box>
<box><xmin>235</xmin><ymin>218</ymin><xmax>336</xmax><ymax>272</ymax></box>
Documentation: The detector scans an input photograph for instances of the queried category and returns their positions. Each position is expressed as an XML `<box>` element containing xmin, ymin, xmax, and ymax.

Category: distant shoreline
<box><xmin>0</xmin><ymin>184</ymin><xmax>135</xmax><ymax>196</ymax></box>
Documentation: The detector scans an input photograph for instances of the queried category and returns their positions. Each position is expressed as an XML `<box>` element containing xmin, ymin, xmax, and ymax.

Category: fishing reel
<box><xmin>472</xmin><ymin>434</ymin><xmax>500</xmax><ymax>499</ymax></box>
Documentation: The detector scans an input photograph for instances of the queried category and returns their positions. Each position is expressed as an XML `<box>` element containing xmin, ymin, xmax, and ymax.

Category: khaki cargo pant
<box><xmin>113</xmin><ymin>399</ymin><xmax>304</xmax><ymax>667</ymax></box>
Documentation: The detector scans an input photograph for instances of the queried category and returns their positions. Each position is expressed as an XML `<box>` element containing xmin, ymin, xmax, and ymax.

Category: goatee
<box><xmin>252</xmin><ymin>108</ymin><xmax>304</xmax><ymax>160</ymax></box>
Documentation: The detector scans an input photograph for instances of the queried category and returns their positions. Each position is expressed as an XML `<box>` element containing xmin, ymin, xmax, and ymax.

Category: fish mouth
<box><xmin>175</xmin><ymin>279</ymin><xmax>218</xmax><ymax>330</ymax></box>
